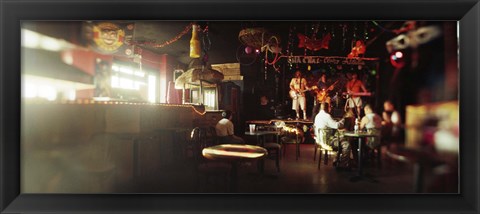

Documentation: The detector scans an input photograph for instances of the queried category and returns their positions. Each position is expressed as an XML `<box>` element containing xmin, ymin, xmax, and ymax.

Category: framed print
<box><xmin>1</xmin><ymin>0</ymin><xmax>479</xmax><ymax>213</ymax></box>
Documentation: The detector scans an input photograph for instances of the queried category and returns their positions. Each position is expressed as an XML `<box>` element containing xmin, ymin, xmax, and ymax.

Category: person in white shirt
<box><xmin>314</xmin><ymin>103</ymin><xmax>352</xmax><ymax>169</ymax></box>
<box><xmin>360</xmin><ymin>104</ymin><xmax>382</xmax><ymax>149</ymax></box>
<box><xmin>289</xmin><ymin>70</ymin><xmax>310</xmax><ymax>120</ymax></box>
<box><xmin>215</xmin><ymin>110</ymin><xmax>245</xmax><ymax>144</ymax></box>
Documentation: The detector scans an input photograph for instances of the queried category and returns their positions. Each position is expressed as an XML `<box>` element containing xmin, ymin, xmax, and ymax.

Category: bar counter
<box><xmin>21</xmin><ymin>100</ymin><xmax>213</xmax><ymax>193</ymax></box>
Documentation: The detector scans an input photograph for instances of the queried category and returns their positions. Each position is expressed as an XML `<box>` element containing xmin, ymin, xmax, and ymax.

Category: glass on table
<box><xmin>249</xmin><ymin>124</ymin><xmax>256</xmax><ymax>133</ymax></box>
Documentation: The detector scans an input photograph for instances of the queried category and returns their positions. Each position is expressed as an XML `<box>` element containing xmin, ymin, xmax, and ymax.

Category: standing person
<box><xmin>289</xmin><ymin>70</ymin><xmax>311</xmax><ymax>120</ymax></box>
<box><xmin>345</xmin><ymin>72</ymin><xmax>368</xmax><ymax>118</ymax></box>
<box><xmin>314</xmin><ymin>103</ymin><xmax>352</xmax><ymax>169</ymax></box>
<box><xmin>215</xmin><ymin>110</ymin><xmax>245</xmax><ymax>144</ymax></box>
<box><xmin>360</xmin><ymin>104</ymin><xmax>383</xmax><ymax>149</ymax></box>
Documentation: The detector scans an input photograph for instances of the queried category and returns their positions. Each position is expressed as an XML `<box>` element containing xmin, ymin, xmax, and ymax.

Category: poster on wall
<box><xmin>83</xmin><ymin>21</ymin><xmax>135</xmax><ymax>57</ymax></box>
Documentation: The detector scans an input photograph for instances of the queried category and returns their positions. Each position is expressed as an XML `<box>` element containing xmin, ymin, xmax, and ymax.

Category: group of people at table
<box><xmin>212</xmin><ymin>70</ymin><xmax>402</xmax><ymax>171</ymax></box>
<box><xmin>214</xmin><ymin>98</ymin><xmax>402</xmax><ymax>171</ymax></box>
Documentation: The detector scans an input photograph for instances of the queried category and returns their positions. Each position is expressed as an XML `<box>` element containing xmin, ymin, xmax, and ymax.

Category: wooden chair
<box><xmin>205</xmin><ymin>126</ymin><xmax>219</xmax><ymax>146</ymax></box>
<box><xmin>260</xmin><ymin>126</ymin><xmax>282</xmax><ymax>172</ymax></box>
<box><xmin>280</xmin><ymin>126</ymin><xmax>304</xmax><ymax>161</ymax></box>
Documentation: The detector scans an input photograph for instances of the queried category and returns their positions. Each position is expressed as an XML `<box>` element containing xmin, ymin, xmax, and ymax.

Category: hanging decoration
<box><xmin>286</xmin><ymin>25</ymin><xmax>295</xmax><ymax>72</ymax></box>
<box><xmin>236</xmin><ymin>44</ymin><xmax>258</xmax><ymax>65</ymax></box>
<box><xmin>297</xmin><ymin>33</ymin><xmax>331</xmax><ymax>51</ymax></box>
<box><xmin>238</xmin><ymin>27</ymin><xmax>272</xmax><ymax>49</ymax></box>
<box><xmin>364</xmin><ymin>21</ymin><xmax>369</xmax><ymax>40</ymax></box>
<box><xmin>392</xmin><ymin>21</ymin><xmax>417</xmax><ymax>34</ymax></box>
<box><xmin>342</xmin><ymin>23</ymin><xmax>347</xmax><ymax>51</ymax></box>
<box><xmin>190</xmin><ymin>24</ymin><xmax>202</xmax><ymax>58</ymax></box>
<box><xmin>201</xmin><ymin>23</ymin><xmax>211</xmax><ymax>63</ymax></box>
<box><xmin>347</xmin><ymin>40</ymin><xmax>367</xmax><ymax>58</ymax></box>
<box><xmin>130</xmin><ymin>23</ymin><xmax>193</xmax><ymax>48</ymax></box>
<box><xmin>385</xmin><ymin>25</ymin><xmax>442</xmax><ymax>53</ymax></box>
<box><xmin>264</xmin><ymin>36</ymin><xmax>282</xmax><ymax>69</ymax></box>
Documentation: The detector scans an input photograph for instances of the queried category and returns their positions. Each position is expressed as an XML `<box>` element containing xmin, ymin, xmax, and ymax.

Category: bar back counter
<box><xmin>21</xmin><ymin>99</ymin><xmax>221</xmax><ymax>193</ymax></box>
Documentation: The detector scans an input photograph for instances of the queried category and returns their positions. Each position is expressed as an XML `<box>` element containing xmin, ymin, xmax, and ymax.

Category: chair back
<box><xmin>315</xmin><ymin>127</ymin><xmax>337</xmax><ymax>145</ymax></box>
<box><xmin>205</xmin><ymin>126</ymin><xmax>218</xmax><ymax>146</ymax></box>
<box><xmin>190</xmin><ymin>127</ymin><xmax>207</xmax><ymax>161</ymax></box>
<box><xmin>366</xmin><ymin>128</ymin><xmax>382</xmax><ymax>148</ymax></box>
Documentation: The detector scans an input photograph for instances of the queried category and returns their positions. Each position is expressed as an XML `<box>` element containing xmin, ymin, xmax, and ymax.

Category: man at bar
<box><xmin>314</xmin><ymin>103</ymin><xmax>352</xmax><ymax>169</ymax></box>
<box><xmin>216</xmin><ymin>110</ymin><xmax>245</xmax><ymax>144</ymax></box>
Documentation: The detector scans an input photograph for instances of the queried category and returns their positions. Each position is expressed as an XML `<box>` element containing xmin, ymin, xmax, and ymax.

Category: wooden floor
<box><xmin>115</xmin><ymin>143</ymin><xmax>427</xmax><ymax>194</ymax></box>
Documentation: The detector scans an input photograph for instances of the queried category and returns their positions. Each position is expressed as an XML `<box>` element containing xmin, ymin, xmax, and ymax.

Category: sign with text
<box><xmin>286</xmin><ymin>56</ymin><xmax>378</xmax><ymax>66</ymax></box>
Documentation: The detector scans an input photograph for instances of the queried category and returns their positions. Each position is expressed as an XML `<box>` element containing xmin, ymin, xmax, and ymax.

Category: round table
<box><xmin>202</xmin><ymin>144</ymin><xmax>268</xmax><ymax>192</ymax></box>
<box><xmin>344</xmin><ymin>131</ymin><xmax>378</xmax><ymax>182</ymax></box>
<box><xmin>244</xmin><ymin>130</ymin><xmax>281</xmax><ymax>146</ymax></box>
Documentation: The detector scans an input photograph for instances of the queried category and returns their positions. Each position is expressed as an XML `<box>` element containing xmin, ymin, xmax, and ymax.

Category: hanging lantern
<box><xmin>190</xmin><ymin>24</ymin><xmax>201</xmax><ymax>58</ymax></box>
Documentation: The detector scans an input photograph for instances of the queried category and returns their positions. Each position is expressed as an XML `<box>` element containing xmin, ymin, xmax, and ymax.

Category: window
<box><xmin>110</xmin><ymin>62</ymin><xmax>157</xmax><ymax>102</ymax></box>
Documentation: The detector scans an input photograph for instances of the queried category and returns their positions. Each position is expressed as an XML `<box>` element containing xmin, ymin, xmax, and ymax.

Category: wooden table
<box><xmin>244</xmin><ymin>130</ymin><xmax>281</xmax><ymax>146</ymax></box>
<box><xmin>202</xmin><ymin>144</ymin><xmax>267</xmax><ymax>192</ymax></box>
<box><xmin>344</xmin><ymin>131</ymin><xmax>378</xmax><ymax>182</ymax></box>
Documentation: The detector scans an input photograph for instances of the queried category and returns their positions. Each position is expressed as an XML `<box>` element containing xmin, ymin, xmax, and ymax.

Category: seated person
<box><xmin>314</xmin><ymin>103</ymin><xmax>352</xmax><ymax>168</ymax></box>
<box><xmin>215</xmin><ymin>110</ymin><xmax>245</xmax><ymax>144</ymax></box>
<box><xmin>360</xmin><ymin>104</ymin><xmax>382</xmax><ymax>149</ymax></box>
<box><xmin>382</xmin><ymin>100</ymin><xmax>402</xmax><ymax>141</ymax></box>
<box><xmin>257</xmin><ymin>95</ymin><xmax>275</xmax><ymax>120</ymax></box>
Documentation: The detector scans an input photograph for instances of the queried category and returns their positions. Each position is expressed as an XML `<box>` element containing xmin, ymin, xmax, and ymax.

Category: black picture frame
<box><xmin>1</xmin><ymin>0</ymin><xmax>479</xmax><ymax>213</ymax></box>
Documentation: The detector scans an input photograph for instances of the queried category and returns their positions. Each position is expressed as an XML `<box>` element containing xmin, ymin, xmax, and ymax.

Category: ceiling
<box><xmin>22</xmin><ymin>21</ymin><xmax>406</xmax><ymax>65</ymax></box>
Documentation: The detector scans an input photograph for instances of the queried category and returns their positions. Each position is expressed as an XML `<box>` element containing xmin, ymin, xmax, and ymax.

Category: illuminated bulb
<box><xmin>394</xmin><ymin>51</ymin><xmax>403</xmax><ymax>58</ymax></box>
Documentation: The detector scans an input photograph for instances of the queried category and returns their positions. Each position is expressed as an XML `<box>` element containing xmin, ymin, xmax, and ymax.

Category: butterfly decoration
<box><xmin>297</xmin><ymin>33</ymin><xmax>331</xmax><ymax>51</ymax></box>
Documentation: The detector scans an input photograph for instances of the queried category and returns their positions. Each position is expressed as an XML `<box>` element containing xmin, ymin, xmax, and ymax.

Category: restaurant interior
<box><xmin>20</xmin><ymin>20</ymin><xmax>459</xmax><ymax>193</ymax></box>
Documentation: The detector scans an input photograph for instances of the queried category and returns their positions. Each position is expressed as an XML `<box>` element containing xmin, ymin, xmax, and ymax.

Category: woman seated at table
<box><xmin>216</xmin><ymin>110</ymin><xmax>245</xmax><ymax>144</ymax></box>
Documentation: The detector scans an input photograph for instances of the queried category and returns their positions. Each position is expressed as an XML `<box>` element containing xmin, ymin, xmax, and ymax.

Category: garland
<box><xmin>131</xmin><ymin>23</ymin><xmax>194</xmax><ymax>48</ymax></box>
